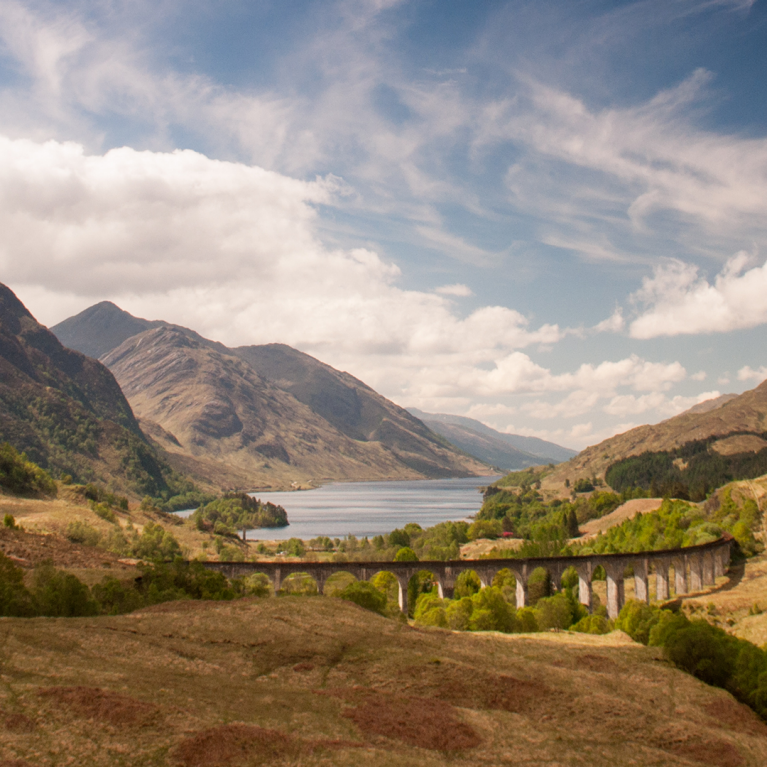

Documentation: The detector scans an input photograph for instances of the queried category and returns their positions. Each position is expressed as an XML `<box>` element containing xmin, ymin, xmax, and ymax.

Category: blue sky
<box><xmin>1</xmin><ymin>0</ymin><xmax>767</xmax><ymax>449</ymax></box>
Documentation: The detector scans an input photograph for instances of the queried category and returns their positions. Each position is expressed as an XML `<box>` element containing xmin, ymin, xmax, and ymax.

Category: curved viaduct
<box><xmin>203</xmin><ymin>534</ymin><xmax>733</xmax><ymax>619</ymax></box>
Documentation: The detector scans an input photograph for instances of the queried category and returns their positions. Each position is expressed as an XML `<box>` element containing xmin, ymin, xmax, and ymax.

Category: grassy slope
<box><xmin>2</xmin><ymin>598</ymin><xmax>767</xmax><ymax>766</ymax></box>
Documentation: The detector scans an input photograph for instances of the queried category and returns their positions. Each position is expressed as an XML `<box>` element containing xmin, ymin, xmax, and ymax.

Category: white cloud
<box><xmin>737</xmin><ymin>365</ymin><xmax>767</xmax><ymax>383</ymax></box>
<box><xmin>435</xmin><ymin>283</ymin><xmax>473</xmax><ymax>297</ymax></box>
<box><xmin>629</xmin><ymin>253</ymin><xmax>767</xmax><ymax>339</ymax></box>
<box><xmin>691</xmin><ymin>371</ymin><xmax>707</xmax><ymax>381</ymax></box>
<box><xmin>603</xmin><ymin>390</ymin><xmax>721</xmax><ymax>418</ymax></box>
<box><xmin>592</xmin><ymin>308</ymin><xmax>624</xmax><ymax>333</ymax></box>
<box><xmin>1</xmin><ymin>134</ymin><xmax>566</xmax><ymax>387</ymax></box>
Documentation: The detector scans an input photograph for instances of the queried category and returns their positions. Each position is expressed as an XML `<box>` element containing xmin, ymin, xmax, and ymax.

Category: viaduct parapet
<box><xmin>202</xmin><ymin>534</ymin><xmax>732</xmax><ymax>619</ymax></box>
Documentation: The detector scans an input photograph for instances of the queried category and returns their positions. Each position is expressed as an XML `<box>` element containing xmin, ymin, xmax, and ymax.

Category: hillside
<box><xmin>541</xmin><ymin>382</ymin><xmax>767</xmax><ymax>497</ymax></box>
<box><xmin>0</xmin><ymin>284</ymin><xmax>173</xmax><ymax>497</ymax></box>
<box><xmin>101</xmin><ymin>326</ymin><xmax>487</xmax><ymax>490</ymax></box>
<box><xmin>408</xmin><ymin>408</ymin><xmax>575</xmax><ymax>469</ymax></box>
<box><xmin>54</xmin><ymin>304</ymin><xmax>489</xmax><ymax>489</ymax></box>
<box><xmin>1</xmin><ymin>597</ymin><xmax>766</xmax><ymax>767</ymax></box>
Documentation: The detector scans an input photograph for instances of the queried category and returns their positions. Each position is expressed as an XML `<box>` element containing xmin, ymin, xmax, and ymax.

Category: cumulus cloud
<box><xmin>629</xmin><ymin>253</ymin><xmax>767</xmax><ymax>338</ymax></box>
<box><xmin>435</xmin><ymin>283</ymin><xmax>473</xmax><ymax>297</ymax></box>
<box><xmin>603</xmin><ymin>390</ymin><xmax>721</xmax><ymax>418</ymax></box>
<box><xmin>738</xmin><ymin>365</ymin><xmax>767</xmax><ymax>383</ymax></box>
<box><xmin>2</xmin><ymin>134</ymin><xmax>565</xmax><ymax>381</ymax></box>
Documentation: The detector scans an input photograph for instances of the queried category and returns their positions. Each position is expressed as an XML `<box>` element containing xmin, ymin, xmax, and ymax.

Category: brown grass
<box><xmin>37</xmin><ymin>686</ymin><xmax>160</xmax><ymax>727</ymax></box>
<box><xmin>170</xmin><ymin>724</ymin><xmax>298</xmax><ymax>767</ymax></box>
<box><xmin>2</xmin><ymin>713</ymin><xmax>35</xmax><ymax>733</ymax></box>
<box><xmin>340</xmin><ymin>692</ymin><xmax>481</xmax><ymax>751</ymax></box>
<box><xmin>665</xmin><ymin>739</ymin><xmax>744</xmax><ymax>766</ymax></box>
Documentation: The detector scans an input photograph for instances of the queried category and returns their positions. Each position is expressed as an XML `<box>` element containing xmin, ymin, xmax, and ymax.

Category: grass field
<box><xmin>1</xmin><ymin>597</ymin><xmax>767</xmax><ymax>766</ymax></box>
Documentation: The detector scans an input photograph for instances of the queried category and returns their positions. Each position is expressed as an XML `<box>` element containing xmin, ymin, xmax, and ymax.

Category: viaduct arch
<box><xmin>202</xmin><ymin>534</ymin><xmax>733</xmax><ymax>619</ymax></box>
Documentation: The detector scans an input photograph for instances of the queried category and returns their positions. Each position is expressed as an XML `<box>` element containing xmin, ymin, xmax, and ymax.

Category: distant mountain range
<box><xmin>541</xmin><ymin>384</ymin><xmax>767</xmax><ymax>497</ymax></box>
<box><xmin>407</xmin><ymin>408</ymin><xmax>576</xmax><ymax>470</ymax></box>
<box><xmin>52</xmin><ymin>302</ymin><xmax>490</xmax><ymax>490</ymax></box>
<box><xmin>0</xmin><ymin>285</ymin><xmax>175</xmax><ymax>496</ymax></box>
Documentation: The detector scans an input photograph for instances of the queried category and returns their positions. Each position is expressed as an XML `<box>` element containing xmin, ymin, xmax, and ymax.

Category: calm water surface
<box><xmin>240</xmin><ymin>476</ymin><xmax>500</xmax><ymax>540</ymax></box>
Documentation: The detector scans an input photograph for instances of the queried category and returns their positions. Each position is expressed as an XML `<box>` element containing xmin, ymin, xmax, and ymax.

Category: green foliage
<box><xmin>571</xmin><ymin>614</ymin><xmax>611</xmax><ymax>634</ymax></box>
<box><xmin>388</xmin><ymin>528</ymin><xmax>410</xmax><ymax>548</ymax></box>
<box><xmin>0</xmin><ymin>552</ymin><xmax>35</xmax><ymax>616</ymax></box>
<box><xmin>574</xmin><ymin>496</ymin><xmax>761</xmax><ymax>558</ymax></box>
<box><xmin>192</xmin><ymin>493</ymin><xmax>288</xmax><ymax>534</ymax></box>
<box><xmin>527</xmin><ymin>567</ymin><xmax>551</xmax><ymax>605</ymax></box>
<box><xmin>573</xmin><ymin>478</ymin><xmax>595</xmax><ymax>493</ymax></box>
<box><xmin>533</xmin><ymin>592</ymin><xmax>575</xmax><ymax>630</ymax></box>
<box><xmin>337</xmin><ymin>581</ymin><xmax>387</xmax><ymax>615</ymax></box>
<box><xmin>468</xmin><ymin>586</ymin><xmax>516</xmax><ymax>632</ymax></box>
<box><xmin>65</xmin><ymin>520</ymin><xmax>102</xmax><ymax>547</ymax></box>
<box><xmin>133</xmin><ymin>522</ymin><xmax>183</xmax><ymax>561</ymax></box>
<box><xmin>615</xmin><ymin>599</ymin><xmax>662</xmax><ymax>644</ymax></box>
<box><xmin>238</xmin><ymin>573</ymin><xmax>273</xmax><ymax>597</ymax></box>
<box><xmin>605</xmin><ymin>436</ymin><xmax>767</xmax><ymax>501</ymax></box>
<box><xmin>282</xmin><ymin>538</ymin><xmax>306</xmax><ymax>557</ymax></box>
<box><xmin>454</xmin><ymin>570</ymin><xmax>481</xmax><ymax>598</ymax></box>
<box><xmin>32</xmin><ymin>562</ymin><xmax>99</xmax><ymax>617</ymax></box>
<box><xmin>90</xmin><ymin>500</ymin><xmax>117</xmax><ymax>523</ymax></box>
<box><xmin>279</xmin><ymin>572</ymin><xmax>319</xmax><ymax>596</ymax></box>
<box><xmin>3</xmin><ymin>513</ymin><xmax>20</xmax><ymax>530</ymax></box>
<box><xmin>394</xmin><ymin>546</ymin><xmax>418</xmax><ymax>562</ymax></box>
<box><xmin>467</xmin><ymin>519</ymin><xmax>502</xmax><ymax>540</ymax></box>
<box><xmin>0</xmin><ymin>442</ymin><xmax>57</xmax><ymax>497</ymax></box>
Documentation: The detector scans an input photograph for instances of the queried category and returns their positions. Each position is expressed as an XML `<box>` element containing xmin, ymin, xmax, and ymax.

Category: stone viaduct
<box><xmin>203</xmin><ymin>534</ymin><xmax>733</xmax><ymax>619</ymax></box>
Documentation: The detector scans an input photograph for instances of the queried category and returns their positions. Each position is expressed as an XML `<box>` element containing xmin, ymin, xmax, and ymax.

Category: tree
<box><xmin>338</xmin><ymin>581</ymin><xmax>387</xmax><ymax>615</ymax></box>
<box><xmin>394</xmin><ymin>546</ymin><xmax>418</xmax><ymax>562</ymax></box>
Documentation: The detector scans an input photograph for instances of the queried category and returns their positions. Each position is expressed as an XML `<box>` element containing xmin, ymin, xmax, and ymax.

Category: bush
<box><xmin>337</xmin><ymin>581</ymin><xmax>388</xmax><ymax>615</ymax></box>
<box><xmin>394</xmin><ymin>546</ymin><xmax>418</xmax><ymax>562</ymax></box>
<box><xmin>467</xmin><ymin>519</ymin><xmax>502</xmax><ymax>541</ymax></box>
<box><xmin>515</xmin><ymin>607</ymin><xmax>538</xmax><ymax>632</ymax></box>
<box><xmin>534</xmin><ymin>592</ymin><xmax>575</xmax><ymax>630</ymax></box>
<box><xmin>31</xmin><ymin>562</ymin><xmax>99</xmax><ymax>617</ymax></box>
<box><xmin>133</xmin><ymin>522</ymin><xmax>183</xmax><ymax>562</ymax></box>
<box><xmin>615</xmin><ymin>599</ymin><xmax>661</xmax><ymax>644</ymax></box>
<box><xmin>0</xmin><ymin>552</ymin><xmax>35</xmax><ymax>616</ymax></box>
<box><xmin>454</xmin><ymin>570</ymin><xmax>481</xmax><ymax>599</ymax></box>
<box><xmin>3</xmin><ymin>514</ymin><xmax>19</xmax><ymax>530</ymax></box>
<box><xmin>0</xmin><ymin>443</ymin><xmax>57</xmax><ymax>497</ymax></box>
<box><xmin>571</xmin><ymin>614</ymin><xmax>611</xmax><ymax>634</ymax></box>
<box><xmin>90</xmin><ymin>501</ymin><xmax>117</xmax><ymax>523</ymax></box>
<box><xmin>468</xmin><ymin>587</ymin><xmax>516</xmax><ymax>632</ymax></box>
<box><xmin>65</xmin><ymin>520</ymin><xmax>102</xmax><ymax>547</ymax></box>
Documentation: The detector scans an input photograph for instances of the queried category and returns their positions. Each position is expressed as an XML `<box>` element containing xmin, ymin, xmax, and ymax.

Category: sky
<box><xmin>1</xmin><ymin>0</ymin><xmax>767</xmax><ymax>451</ymax></box>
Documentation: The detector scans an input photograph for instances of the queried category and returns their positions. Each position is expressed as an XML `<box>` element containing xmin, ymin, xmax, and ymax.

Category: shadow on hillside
<box><xmin>701</xmin><ymin>561</ymin><xmax>746</xmax><ymax>596</ymax></box>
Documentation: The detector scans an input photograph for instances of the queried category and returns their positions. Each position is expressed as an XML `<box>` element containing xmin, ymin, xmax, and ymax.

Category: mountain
<box><xmin>54</xmin><ymin>305</ymin><xmax>490</xmax><ymax>489</ymax></box>
<box><xmin>0</xmin><ymin>284</ymin><xmax>172</xmax><ymax>496</ymax></box>
<box><xmin>51</xmin><ymin>301</ymin><xmax>165</xmax><ymax>360</ymax></box>
<box><xmin>407</xmin><ymin>408</ymin><xmax>577</xmax><ymax>469</ymax></box>
<box><xmin>540</xmin><ymin>384</ymin><xmax>767</xmax><ymax>496</ymax></box>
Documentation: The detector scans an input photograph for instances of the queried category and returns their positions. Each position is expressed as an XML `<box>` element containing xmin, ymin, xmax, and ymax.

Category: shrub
<box><xmin>534</xmin><ymin>592</ymin><xmax>575</xmax><ymax>630</ymax></box>
<box><xmin>133</xmin><ymin>522</ymin><xmax>183</xmax><ymax>562</ymax></box>
<box><xmin>239</xmin><ymin>573</ymin><xmax>273</xmax><ymax>597</ymax></box>
<box><xmin>65</xmin><ymin>520</ymin><xmax>102</xmax><ymax>547</ymax></box>
<box><xmin>0</xmin><ymin>443</ymin><xmax>57</xmax><ymax>497</ymax></box>
<box><xmin>0</xmin><ymin>552</ymin><xmax>35</xmax><ymax>616</ymax></box>
<box><xmin>388</xmin><ymin>528</ymin><xmax>410</xmax><ymax>548</ymax></box>
<box><xmin>394</xmin><ymin>546</ymin><xmax>418</xmax><ymax>562</ymax></box>
<box><xmin>31</xmin><ymin>562</ymin><xmax>99</xmax><ymax>617</ymax></box>
<box><xmin>467</xmin><ymin>519</ymin><xmax>502</xmax><ymax>540</ymax></box>
<box><xmin>469</xmin><ymin>587</ymin><xmax>516</xmax><ymax>633</ymax></box>
<box><xmin>3</xmin><ymin>513</ymin><xmax>19</xmax><ymax>530</ymax></box>
<box><xmin>615</xmin><ymin>599</ymin><xmax>661</xmax><ymax>645</ymax></box>
<box><xmin>337</xmin><ymin>581</ymin><xmax>388</xmax><ymax>615</ymax></box>
<box><xmin>446</xmin><ymin>597</ymin><xmax>474</xmax><ymax>630</ymax></box>
<box><xmin>90</xmin><ymin>501</ymin><xmax>117</xmax><ymax>523</ymax></box>
<box><xmin>571</xmin><ymin>614</ymin><xmax>611</xmax><ymax>635</ymax></box>
<box><xmin>454</xmin><ymin>570</ymin><xmax>481</xmax><ymax>599</ymax></box>
<box><xmin>515</xmin><ymin>607</ymin><xmax>538</xmax><ymax>632</ymax></box>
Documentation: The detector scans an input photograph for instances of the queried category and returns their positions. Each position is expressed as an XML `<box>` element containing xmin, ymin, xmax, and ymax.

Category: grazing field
<box><xmin>1</xmin><ymin>597</ymin><xmax>767</xmax><ymax>766</ymax></box>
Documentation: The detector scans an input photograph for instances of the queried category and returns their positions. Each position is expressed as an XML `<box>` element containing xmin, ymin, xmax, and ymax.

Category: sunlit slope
<box><xmin>1</xmin><ymin>598</ymin><xmax>766</xmax><ymax>766</ymax></box>
<box><xmin>542</xmin><ymin>381</ymin><xmax>767</xmax><ymax>496</ymax></box>
<box><xmin>103</xmin><ymin>327</ymin><xmax>488</xmax><ymax>490</ymax></box>
<box><xmin>0</xmin><ymin>284</ymin><xmax>171</xmax><ymax>497</ymax></box>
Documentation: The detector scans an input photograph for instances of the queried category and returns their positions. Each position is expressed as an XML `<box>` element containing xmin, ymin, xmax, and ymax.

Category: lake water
<box><xmin>231</xmin><ymin>475</ymin><xmax>500</xmax><ymax>540</ymax></box>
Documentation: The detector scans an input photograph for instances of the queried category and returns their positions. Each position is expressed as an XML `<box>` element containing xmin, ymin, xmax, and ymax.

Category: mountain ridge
<box><xmin>53</xmin><ymin>303</ymin><xmax>491</xmax><ymax>489</ymax></box>
<box><xmin>407</xmin><ymin>408</ymin><xmax>576</xmax><ymax>469</ymax></box>
<box><xmin>540</xmin><ymin>383</ymin><xmax>767</xmax><ymax>497</ymax></box>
